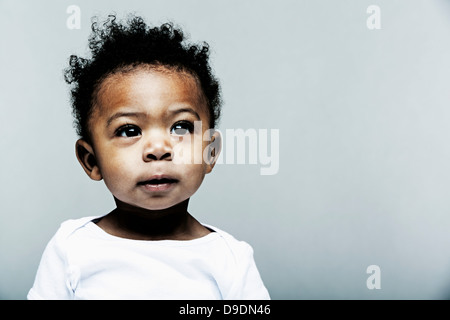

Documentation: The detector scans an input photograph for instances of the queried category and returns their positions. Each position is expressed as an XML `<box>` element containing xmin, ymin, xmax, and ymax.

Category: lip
<box><xmin>137</xmin><ymin>174</ymin><xmax>179</xmax><ymax>192</ymax></box>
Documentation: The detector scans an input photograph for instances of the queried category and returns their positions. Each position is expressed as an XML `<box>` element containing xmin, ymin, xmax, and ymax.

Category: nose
<box><xmin>143</xmin><ymin>131</ymin><xmax>173</xmax><ymax>162</ymax></box>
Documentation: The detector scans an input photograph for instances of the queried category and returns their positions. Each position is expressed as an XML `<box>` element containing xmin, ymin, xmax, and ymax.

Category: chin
<box><xmin>138</xmin><ymin>198</ymin><xmax>188</xmax><ymax>211</ymax></box>
<box><xmin>142</xmin><ymin>204</ymin><xmax>174</xmax><ymax>211</ymax></box>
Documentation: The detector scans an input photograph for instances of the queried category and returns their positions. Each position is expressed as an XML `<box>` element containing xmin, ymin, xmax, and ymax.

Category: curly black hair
<box><xmin>64</xmin><ymin>14</ymin><xmax>222</xmax><ymax>142</ymax></box>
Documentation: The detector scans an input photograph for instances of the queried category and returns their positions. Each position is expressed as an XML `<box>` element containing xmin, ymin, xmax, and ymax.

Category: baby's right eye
<box><xmin>115</xmin><ymin>124</ymin><xmax>142</xmax><ymax>138</ymax></box>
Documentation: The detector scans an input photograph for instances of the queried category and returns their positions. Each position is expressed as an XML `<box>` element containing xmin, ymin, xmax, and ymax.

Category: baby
<box><xmin>27</xmin><ymin>14</ymin><xmax>270</xmax><ymax>300</ymax></box>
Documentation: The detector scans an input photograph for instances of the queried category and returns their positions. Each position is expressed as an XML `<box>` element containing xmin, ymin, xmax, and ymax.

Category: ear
<box><xmin>205</xmin><ymin>130</ymin><xmax>222</xmax><ymax>174</ymax></box>
<box><xmin>75</xmin><ymin>139</ymin><xmax>102</xmax><ymax>181</ymax></box>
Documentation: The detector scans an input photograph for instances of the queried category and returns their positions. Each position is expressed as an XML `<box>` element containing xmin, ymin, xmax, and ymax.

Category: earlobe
<box><xmin>75</xmin><ymin>139</ymin><xmax>102</xmax><ymax>181</ymax></box>
<box><xmin>205</xmin><ymin>130</ymin><xmax>222</xmax><ymax>174</ymax></box>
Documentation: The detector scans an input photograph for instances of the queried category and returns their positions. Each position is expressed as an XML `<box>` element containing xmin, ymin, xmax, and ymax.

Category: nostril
<box><xmin>160</xmin><ymin>152</ymin><xmax>171</xmax><ymax>161</ymax></box>
<box><xmin>146</xmin><ymin>152</ymin><xmax>171</xmax><ymax>161</ymax></box>
<box><xmin>143</xmin><ymin>141</ymin><xmax>173</xmax><ymax>161</ymax></box>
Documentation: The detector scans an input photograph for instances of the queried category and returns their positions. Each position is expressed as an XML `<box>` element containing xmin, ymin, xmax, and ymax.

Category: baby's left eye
<box><xmin>170</xmin><ymin>121</ymin><xmax>194</xmax><ymax>136</ymax></box>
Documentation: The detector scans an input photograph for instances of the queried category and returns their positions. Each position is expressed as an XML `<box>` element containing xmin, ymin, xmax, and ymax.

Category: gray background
<box><xmin>2</xmin><ymin>0</ymin><xmax>450</xmax><ymax>299</ymax></box>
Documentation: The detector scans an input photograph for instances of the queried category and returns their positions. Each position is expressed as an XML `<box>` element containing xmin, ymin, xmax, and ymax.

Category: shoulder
<box><xmin>46</xmin><ymin>215</ymin><xmax>100</xmax><ymax>254</ymax></box>
<box><xmin>27</xmin><ymin>216</ymin><xmax>98</xmax><ymax>300</ymax></box>
<box><xmin>203</xmin><ymin>224</ymin><xmax>256</xmax><ymax>264</ymax></box>
<box><xmin>202</xmin><ymin>224</ymin><xmax>270</xmax><ymax>299</ymax></box>
<box><xmin>53</xmin><ymin>216</ymin><xmax>99</xmax><ymax>241</ymax></box>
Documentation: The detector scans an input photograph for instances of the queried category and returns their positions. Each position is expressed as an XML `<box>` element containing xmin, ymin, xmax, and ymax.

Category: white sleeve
<box><xmin>27</xmin><ymin>226</ymin><xmax>76</xmax><ymax>300</ymax></box>
<box><xmin>225</xmin><ymin>242</ymin><xmax>271</xmax><ymax>300</ymax></box>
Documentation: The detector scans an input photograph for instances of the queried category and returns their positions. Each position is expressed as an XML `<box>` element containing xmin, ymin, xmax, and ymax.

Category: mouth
<box><xmin>137</xmin><ymin>175</ymin><xmax>179</xmax><ymax>192</ymax></box>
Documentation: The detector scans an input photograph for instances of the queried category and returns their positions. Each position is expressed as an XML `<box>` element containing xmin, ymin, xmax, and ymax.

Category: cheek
<box><xmin>172</xmin><ymin>134</ymin><xmax>206</xmax><ymax>165</ymax></box>
<box><xmin>96</xmin><ymin>148</ymin><xmax>135</xmax><ymax>183</ymax></box>
<box><xmin>182</xmin><ymin>164</ymin><xmax>207</xmax><ymax>194</ymax></box>
<box><xmin>177</xmin><ymin>140</ymin><xmax>209</xmax><ymax>185</ymax></box>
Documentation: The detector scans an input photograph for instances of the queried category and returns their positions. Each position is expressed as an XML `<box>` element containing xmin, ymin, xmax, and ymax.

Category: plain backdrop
<box><xmin>2</xmin><ymin>0</ymin><xmax>450</xmax><ymax>299</ymax></box>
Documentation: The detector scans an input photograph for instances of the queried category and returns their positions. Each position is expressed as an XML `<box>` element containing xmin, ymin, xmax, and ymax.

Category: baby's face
<box><xmin>84</xmin><ymin>67</ymin><xmax>216</xmax><ymax>210</ymax></box>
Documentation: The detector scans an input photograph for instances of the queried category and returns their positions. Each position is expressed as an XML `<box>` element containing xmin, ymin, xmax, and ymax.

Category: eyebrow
<box><xmin>169</xmin><ymin>107</ymin><xmax>201</xmax><ymax>120</ymax></box>
<box><xmin>106</xmin><ymin>108</ymin><xmax>201</xmax><ymax>127</ymax></box>
<box><xmin>106</xmin><ymin>112</ymin><xmax>146</xmax><ymax>128</ymax></box>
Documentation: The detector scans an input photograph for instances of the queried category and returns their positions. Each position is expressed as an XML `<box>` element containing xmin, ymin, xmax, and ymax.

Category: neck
<box><xmin>99</xmin><ymin>198</ymin><xmax>202</xmax><ymax>240</ymax></box>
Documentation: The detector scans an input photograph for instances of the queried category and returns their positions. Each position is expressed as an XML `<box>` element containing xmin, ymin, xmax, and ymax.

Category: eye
<box><xmin>170</xmin><ymin>121</ymin><xmax>194</xmax><ymax>136</ymax></box>
<box><xmin>115</xmin><ymin>124</ymin><xmax>142</xmax><ymax>138</ymax></box>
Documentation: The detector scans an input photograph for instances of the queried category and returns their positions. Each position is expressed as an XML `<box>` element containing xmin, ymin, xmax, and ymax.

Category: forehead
<box><xmin>92</xmin><ymin>66</ymin><xmax>208</xmax><ymax>121</ymax></box>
